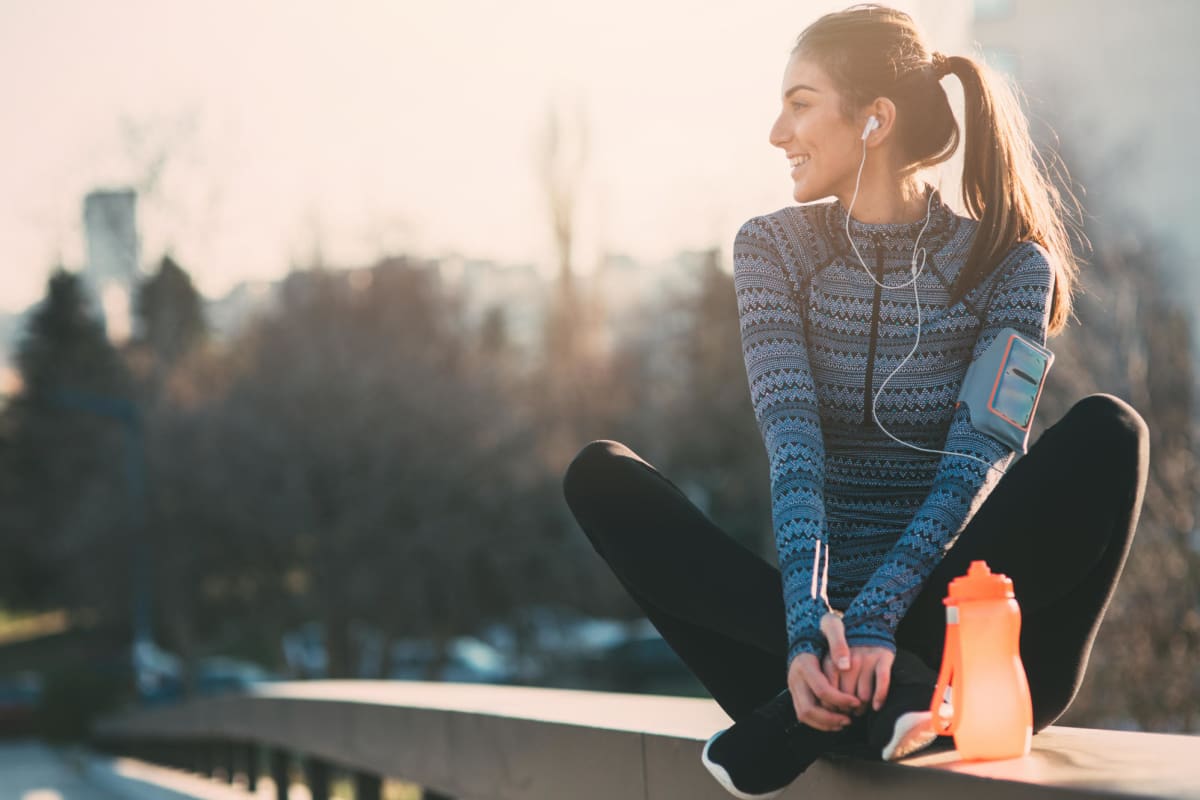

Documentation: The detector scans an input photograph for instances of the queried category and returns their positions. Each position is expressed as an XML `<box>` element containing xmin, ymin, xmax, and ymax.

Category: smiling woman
<box><xmin>561</xmin><ymin>2</ymin><xmax>1151</xmax><ymax>799</ymax></box>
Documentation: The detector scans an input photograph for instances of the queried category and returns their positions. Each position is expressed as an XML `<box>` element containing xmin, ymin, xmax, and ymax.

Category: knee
<box><xmin>1030</xmin><ymin>672</ymin><xmax>1080</xmax><ymax>734</ymax></box>
<box><xmin>562</xmin><ymin>439</ymin><xmax>635</xmax><ymax>511</ymax></box>
<box><xmin>1058</xmin><ymin>393</ymin><xmax>1150</xmax><ymax>468</ymax></box>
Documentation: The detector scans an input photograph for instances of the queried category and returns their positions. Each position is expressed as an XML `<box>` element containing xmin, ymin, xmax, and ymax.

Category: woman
<box><xmin>561</xmin><ymin>4</ymin><xmax>1149</xmax><ymax>798</ymax></box>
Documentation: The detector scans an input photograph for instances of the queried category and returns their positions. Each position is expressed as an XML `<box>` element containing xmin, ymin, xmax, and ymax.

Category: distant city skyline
<box><xmin>0</xmin><ymin>0</ymin><xmax>971</xmax><ymax>314</ymax></box>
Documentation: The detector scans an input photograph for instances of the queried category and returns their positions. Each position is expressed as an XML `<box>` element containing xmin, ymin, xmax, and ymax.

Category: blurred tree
<box><xmin>549</xmin><ymin>249</ymin><xmax>782</xmax><ymax>635</ymax></box>
<box><xmin>0</xmin><ymin>269</ymin><xmax>132</xmax><ymax>617</ymax></box>
<box><xmin>524</xmin><ymin>96</ymin><xmax>652</xmax><ymax>640</ymax></box>
<box><xmin>659</xmin><ymin>249</ymin><xmax>773</xmax><ymax>556</ymax></box>
<box><xmin>530</xmin><ymin>95</ymin><xmax>625</xmax><ymax>470</ymax></box>
<box><xmin>134</xmin><ymin>253</ymin><xmax>208</xmax><ymax>368</ymax></box>
<box><xmin>202</xmin><ymin>257</ymin><xmax>576</xmax><ymax>678</ymax></box>
<box><xmin>125</xmin><ymin>253</ymin><xmax>246</xmax><ymax>695</ymax></box>
<box><xmin>464</xmin><ymin>292</ymin><xmax>622</xmax><ymax>675</ymax></box>
<box><xmin>1043</xmin><ymin>218</ymin><xmax>1200</xmax><ymax>732</ymax></box>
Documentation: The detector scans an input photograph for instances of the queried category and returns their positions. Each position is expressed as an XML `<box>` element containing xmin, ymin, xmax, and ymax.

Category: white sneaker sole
<box><xmin>701</xmin><ymin>728</ymin><xmax>785</xmax><ymax>800</ymax></box>
<box><xmin>881</xmin><ymin>710</ymin><xmax>939</xmax><ymax>761</ymax></box>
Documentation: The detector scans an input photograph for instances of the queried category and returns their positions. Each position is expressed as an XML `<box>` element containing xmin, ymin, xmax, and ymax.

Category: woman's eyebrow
<box><xmin>784</xmin><ymin>84</ymin><xmax>821</xmax><ymax>99</ymax></box>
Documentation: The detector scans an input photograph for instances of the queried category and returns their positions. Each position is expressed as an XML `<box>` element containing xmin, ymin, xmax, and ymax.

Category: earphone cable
<box><xmin>845</xmin><ymin>136</ymin><xmax>925</xmax><ymax>291</ymax></box>
<box><xmin>868</xmin><ymin>271</ymin><xmax>1009</xmax><ymax>478</ymax></box>
<box><xmin>848</xmin><ymin>132</ymin><xmax>1008</xmax><ymax>478</ymax></box>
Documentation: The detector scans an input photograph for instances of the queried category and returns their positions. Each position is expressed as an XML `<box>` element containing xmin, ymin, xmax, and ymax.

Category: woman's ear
<box><xmin>865</xmin><ymin>98</ymin><xmax>898</xmax><ymax>145</ymax></box>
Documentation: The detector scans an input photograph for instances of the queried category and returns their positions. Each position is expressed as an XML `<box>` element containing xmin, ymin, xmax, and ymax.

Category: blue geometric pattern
<box><xmin>732</xmin><ymin>185</ymin><xmax>1055</xmax><ymax>663</ymax></box>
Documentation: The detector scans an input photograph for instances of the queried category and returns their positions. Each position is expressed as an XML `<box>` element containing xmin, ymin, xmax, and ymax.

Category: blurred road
<box><xmin>0</xmin><ymin>741</ymin><xmax>270</xmax><ymax>800</ymax></box>
<box><xmin>0</xmin><ymin>741</ymin><xmax>122</xmax><ymax>800</ymax></box>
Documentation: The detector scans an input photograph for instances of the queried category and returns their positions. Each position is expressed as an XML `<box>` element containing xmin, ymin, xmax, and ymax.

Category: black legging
<box><xmin>562</xmin><ymin>393</ymin><xmax>1149</xmax><ymax>734</ymax></box>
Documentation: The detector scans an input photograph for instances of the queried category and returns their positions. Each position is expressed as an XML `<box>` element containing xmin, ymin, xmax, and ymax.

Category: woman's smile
<box><xmin>790</xmin><ymin>154</ymin><xmax>812</xmax><ymax>177</ymax></box>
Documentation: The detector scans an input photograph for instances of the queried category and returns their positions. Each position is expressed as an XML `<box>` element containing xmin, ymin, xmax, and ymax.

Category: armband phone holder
<box><xmin>955</xmin><ymin>327</ymin><xmax>1054</xmax><ymax>455</ymax></box>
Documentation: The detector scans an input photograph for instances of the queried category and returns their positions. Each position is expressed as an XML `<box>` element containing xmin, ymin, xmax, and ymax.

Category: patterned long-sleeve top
<box><xmin>733</xmin><ymin>183</ymin><xmax>1055</xmax><ymax>664</ymax></box>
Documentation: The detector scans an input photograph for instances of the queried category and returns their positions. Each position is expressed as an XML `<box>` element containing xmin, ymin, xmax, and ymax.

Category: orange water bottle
<box><xmin>930</xmin><ymin>560</ymin><xmax>1033</xmax><ymax>760</ymax></box>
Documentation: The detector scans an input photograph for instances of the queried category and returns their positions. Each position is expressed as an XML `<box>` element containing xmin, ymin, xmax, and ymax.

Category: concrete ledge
<box><xmin>94</xmin><ymin>681</ymin><xmax>1200</xmax><ymax>800</ymax></box>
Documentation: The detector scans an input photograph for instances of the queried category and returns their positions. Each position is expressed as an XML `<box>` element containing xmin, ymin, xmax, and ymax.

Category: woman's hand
<box><xmin>818</xmin><ymin>613</ymin><xmax>894</xmax><ymax>713</ymax></box>
<box><xmin>786</xmin><ymin>610</ymin><xmax>868</xmax><ymax>731</ymax></box>
<box><xmin>786</xmin><ymin>651</ymin><xmax>863</xmax><ymax>731</ymax></box>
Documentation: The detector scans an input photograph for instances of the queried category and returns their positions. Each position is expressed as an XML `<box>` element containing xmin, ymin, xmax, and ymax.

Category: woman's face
<box><xmin>769</xmin><ymin>54</ymin><xmax>867</xmax><ymax>203</ymax></box>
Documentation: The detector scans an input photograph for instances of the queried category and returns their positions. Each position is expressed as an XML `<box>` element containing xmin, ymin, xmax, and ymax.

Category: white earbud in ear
<box><xmin>861</xmin><ymin>115</ymin><xmax>880</xmax><ymax>141</ymax></box>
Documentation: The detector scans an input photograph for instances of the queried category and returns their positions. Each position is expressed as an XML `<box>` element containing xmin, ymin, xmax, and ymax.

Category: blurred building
<box><xmin>204</xmin><ymin>279</ymin><xmax>281</xmax><ymax>341</ymax></box>
<box><xmin>83</xmin><ymin>188</ymin><xmax>142</xmax><ymax>343</ymax></box>
<box><xmin>446</xmin><ymin>256</ymin><xmax>548</xmax><ymax>359</ymax></box>
<box><xmin>971</xmin><ymin>0</ymin><xmax>1200</xmax><ymax>327</ymax></box>
<box><xmin>587</xmin><ymin>249</ymin><xmax>713</xmax><ymax>375</ymax></box>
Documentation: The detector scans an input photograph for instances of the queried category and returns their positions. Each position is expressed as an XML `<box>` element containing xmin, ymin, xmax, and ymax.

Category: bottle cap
<box><xmin>943</xmin><ymin>560</ymin><xmax>1014</xmax><ymax>603</ymax></box>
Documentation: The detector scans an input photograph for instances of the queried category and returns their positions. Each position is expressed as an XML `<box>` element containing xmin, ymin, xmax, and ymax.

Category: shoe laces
<box><xmin>756</xmin><ymin>689</ymin><xmax>803</xmax><ymax>734</ymax></box>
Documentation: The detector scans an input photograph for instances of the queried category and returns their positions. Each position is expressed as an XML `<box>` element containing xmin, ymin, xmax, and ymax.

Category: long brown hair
<box><xmin>792</xmin><ymin>3</ymin><xmax>1084</xmax><ymax>336</ymax></box>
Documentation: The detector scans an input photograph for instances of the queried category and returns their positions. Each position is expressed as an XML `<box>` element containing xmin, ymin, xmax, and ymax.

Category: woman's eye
<box><xmin>791</xmin><ymin>102</ymin><xmax>807</xmax><ymax>111</ymax></box>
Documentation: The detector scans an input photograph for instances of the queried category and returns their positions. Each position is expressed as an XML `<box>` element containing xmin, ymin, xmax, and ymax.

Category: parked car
<box><xmin>192</xmin><ymin>656</ymin><xmax>278</xmax><ymax>695</ymax></box>
<box><xmin>135</xmin><ymin>641</ymin><xmax>279</xmax><ymax>705</ymax></box>
<box><xmin>475</xmin><ymin>608</ymin><xmax>632</xmax><ymax>685</ymax></box>
<box><xmin>582</xmin><ymin>619</ymin><xmax>704</xmax><ymax>696</ymax></box>
<box><xmin>388</xmin><ymin>636</ymin><xmax>515</xmax><ymax>684</ymax></box>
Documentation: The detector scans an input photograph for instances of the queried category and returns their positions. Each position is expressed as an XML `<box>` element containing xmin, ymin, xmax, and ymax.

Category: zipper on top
<box><xmin>862</xmin><ymin>235</ymin><xmax>883</xmax><ymax>426</ymax></box>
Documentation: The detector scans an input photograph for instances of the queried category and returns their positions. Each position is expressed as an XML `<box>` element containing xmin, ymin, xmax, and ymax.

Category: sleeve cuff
<box><xmin>842</xmin><ymin>621</ymin><xmax>897</xmax><ymax>653</ymax></box>
<box><xmin>788</xmin><ymin>636</ymin><xmax>826</xmax><ymax>664</ymax></box>
<box><xmin>786</xmin><ymin>595</ymin><xmax>832</xmax><ymax>664</ymax></box>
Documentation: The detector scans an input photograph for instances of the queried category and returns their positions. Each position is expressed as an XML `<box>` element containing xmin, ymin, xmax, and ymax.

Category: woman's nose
<box><xmin>769</xmin><ymin>119</ymin><xmax>786</xmax><ymax>149</ymax></box>
<box><xmin>768</xmin><ymin>113</ymin><xmax>792</xmax><ymax>148</ymax></box>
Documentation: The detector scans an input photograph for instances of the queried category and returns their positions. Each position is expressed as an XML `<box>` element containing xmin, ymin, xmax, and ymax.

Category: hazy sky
<box><xmin>0</xmin><ymin>0</ymin><xmax>966</xmax><ymax>313</ymax></box>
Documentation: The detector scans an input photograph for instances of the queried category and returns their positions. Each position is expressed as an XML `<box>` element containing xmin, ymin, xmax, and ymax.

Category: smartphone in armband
<box><xmin>955</xmin><ymin>327</ymin><xmax>1054</xmax><ymax>455</ymax></box>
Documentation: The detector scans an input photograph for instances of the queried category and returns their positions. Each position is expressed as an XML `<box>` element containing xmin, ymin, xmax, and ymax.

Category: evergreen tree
<box><xmin>135</xmin><ymin>253</ymin><xmax>207</xmax><ymax>367</ymax></box>
<box><xmin>0</xmin><ymin>269</ymin><xmax>132</xmax><ymax>611</ymax></box>
<box><xmin>15</xmin><ymin>270</ymin><xmax>129</xmax><ymax>405</ymax></box>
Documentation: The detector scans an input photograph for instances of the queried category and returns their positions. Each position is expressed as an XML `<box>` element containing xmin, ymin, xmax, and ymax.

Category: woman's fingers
<box><xmin>798</xmin><ymin>655</ymin><xmax>861</xmax><ymax>714</ymax></box>
<box><xmin>872</xmin><ymin>654</ymin><xmax>893</xmax><ymax>711</ymax></box>
<box><xmin>839</xmin><ymin>653</ymin><xmax>867</xmax><ymax>713</ymax></box>
<box><xmin>823</xmin><ymin>654</ymin><xmax>865</xmax><ymax>716</ymax></box>
<box><xmin>820</xmin><ymin>613</ymin><xmax>852</xmax><ymax>670</ymax></box>
<box><xmin>789</xmin><ymin>681</ymin><xmax>852</xmax><ymax>731</ymax></box>
<box><xmin>855</xmin><ymin>657</ymin><xmax>876</xmax><ymax>708</ymax></box>
<box><xmin>789</xmin><ymin>654</ymin><xmax>855</xmax><ymax>730</ymax></box>
<box><xmin>816</xmin><ymin>612</ymin><xmax>864</xmax><ymax>713</ymax></box>
<box><xmin>821</xmin><ymin>653</ymin><xmax>838</xmax><ymax>689</ymax></box>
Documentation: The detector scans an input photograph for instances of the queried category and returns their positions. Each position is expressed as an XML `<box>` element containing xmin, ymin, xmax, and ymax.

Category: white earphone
<box><xmin>861</xmin><ymin>115</ymin><xmax>881</xmax><ymax>141</ymax></box>
<box><xmin>849</xmin><ymin>114</ymin><xmax>1007</xmax><ymax>477</ymax></box>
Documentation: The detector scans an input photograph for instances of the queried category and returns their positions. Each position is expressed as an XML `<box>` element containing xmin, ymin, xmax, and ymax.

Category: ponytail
<box><xmin>941</xmin><ymin>53</ymin><xmax>1082</xmax><ymax>335</ymax></box>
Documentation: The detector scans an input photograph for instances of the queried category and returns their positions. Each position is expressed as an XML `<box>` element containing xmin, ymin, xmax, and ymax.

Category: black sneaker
<box><xmin>865</xmin><ymin>648</ymin><xmax>950</xmax><ymax>761</ymax></box>
<box><xmin>701</xmin><ymin>688</ymin><xmax>852</xmax><ymax>799</ymax></box>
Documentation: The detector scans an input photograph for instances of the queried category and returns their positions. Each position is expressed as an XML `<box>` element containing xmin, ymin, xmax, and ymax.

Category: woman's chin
<box><xmin>790</xmin><ymin>183</ymin><xmax>822</xmax><ymax>203</ymax></box>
